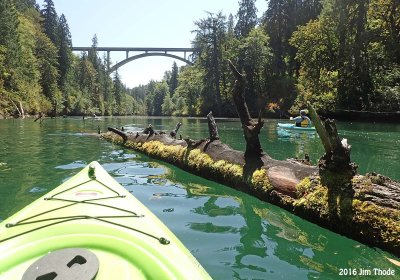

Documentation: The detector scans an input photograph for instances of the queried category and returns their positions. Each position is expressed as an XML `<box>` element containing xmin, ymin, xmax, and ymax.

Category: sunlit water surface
<box><xmin>0</xmin><ymin>117</ymin><xmax>399</xmax><ymax>279</ymax></box>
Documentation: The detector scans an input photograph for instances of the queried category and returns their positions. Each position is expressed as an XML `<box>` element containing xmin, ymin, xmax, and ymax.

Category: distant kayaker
<box><xmin>290</xmin><ymin>110</ymin><xmax>311</xmax><ymax>127</ymax></box>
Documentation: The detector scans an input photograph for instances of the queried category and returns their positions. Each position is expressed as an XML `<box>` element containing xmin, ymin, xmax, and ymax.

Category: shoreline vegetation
<box><xmin>1</xmin><ymin>110</ymin><xmax>399</xmax><ymax>123</ymax></box>
<box><xmin>102</xmin><ymin>61</ymin><xmax>400</xmax><ymax>258</ymax></box>
<box><xmin>1</xmin><ymin>1</ymin><xmax>399</xmax><ymax>121</ymax></box>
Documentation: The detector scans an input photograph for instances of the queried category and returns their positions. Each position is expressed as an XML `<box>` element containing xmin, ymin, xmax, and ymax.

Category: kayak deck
<box><xmin>0</xmin><ymin>161</ymin><xmax>211</xmax><ymax>279</ymax></box>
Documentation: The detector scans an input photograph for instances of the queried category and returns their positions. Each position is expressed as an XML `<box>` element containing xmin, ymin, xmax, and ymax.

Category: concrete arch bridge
<box><xmin>72</xmin><ymin>47</ymin><xmax>197</xmax><ymax>73</ymax></box>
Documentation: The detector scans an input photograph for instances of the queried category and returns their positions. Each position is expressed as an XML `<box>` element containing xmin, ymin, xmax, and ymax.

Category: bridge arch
<box><xmin>108</xmin><ymin>52</ymin><xmax>193</xmax><ymax>73</ymax></box>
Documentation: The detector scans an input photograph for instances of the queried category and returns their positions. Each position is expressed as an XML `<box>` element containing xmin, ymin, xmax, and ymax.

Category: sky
<box><xmin>37</xmin><ymin>0</ymin><xmax>268</xmax><ymax>88</ymax></box>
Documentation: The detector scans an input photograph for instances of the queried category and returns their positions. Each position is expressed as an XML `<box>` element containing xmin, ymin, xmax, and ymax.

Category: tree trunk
<box><xmin>229</xmin><ymin>60</ymin><xmax>264</xmax><ymax>157</ymax></box>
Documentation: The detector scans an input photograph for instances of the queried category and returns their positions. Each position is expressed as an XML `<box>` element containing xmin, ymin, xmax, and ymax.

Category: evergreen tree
<box><xmin>161</xmin><ymin>92</ymin><xmax>174</xmax><ymax>115</ymax></box>
<box><xmin>227</xmin><ymin>13</ymin><xmax>235</xmax><ymax>35</ymax></box>
<box><xmin>263</xmin><ymin>0</ymin><xmax>322</xmax><ymax>77</ymax></box>
<box><xmin>57</xmin><ymin>14</ymin><xmax>73</xmax><ymax>112</ymax></box>
<box><xmin>77</xmin><ymin>53</ymin><xmax>96</xmax><ymax>113</ymax></box>
<box><xmin>101</xmin><ymin>53</ymin><xmax>114</xmax><ymax>115</ymax></box>
<box><xmin>41</xmin><ymin>0</ymin><xmax>59</xmax><ymax>45</ymax></box>
<box><xmin>113</xmin><ymin>70</ymin><xmax>123</xmax><ymax>115</ymax></box>
<box><xmin>173</xmin><ymin>95</ymin><xmax>186</xmax><ymax>116</ymax></box>
<box><xmin>18</xmin><ymin>8</ymin><xmax>48</xmax><ymax>114</ymax></box>
<box><xmin>234</xmin><ymin>0</ymin><xmax>260</xmax><ymax>113</ymax></box>
<box><xmin>88</xmin><ymin>34</ymin><xmax>99</xmax><ymax>70</ymax></box>
<box><xmin>153</xmin><ymin>81</ymin><xmax>169</xmax><ymax>116</ymax></box>
<box><xmin>14</xmin><ymin>0</ymin><xmax>38</xmax><ymax>12</ymax></box>
<box><xmin>168</xmin><ymin>61</ymin><xmax>179</xmax><ymax>96</ymax></box>
<box><xmin>193</xmin><ymin>12</ymin><xmax>226</xmax><ymax>115</ymax></box>
<box><xmin>0</xmin><ymin>0</ymin><xmax>23</xmax><ymax>117</ymax></box>
<box><xmin>145</xmin><ymin>80</ymin><xmax>156</xmax><ymax>115</ymax></box>
<box><xmin>263</xmin><ymin>0</ymin><xmax>287</xmax><ymax>77</ymax></box>
<box><xmin>235</xmin><ymin>0</ymin><xmax>258</xmax><ymax>37</ymax></box>
<box><xmin>35</xmin><ymin>30</ymin><xmax>61</xmax><ymax>116</ymax></box>
<box><xmin>334</xmin><ymin>0</ymin><xmax>372</xmax><ymax>110</ymax></box>
<box><xmin>0</xmin><ymin>0</ymin><xmax>21</xmax><ymax>73</ymax></box>
<box><xmin>222</xmin><ymin>13</ymin><xmax>239</xmax><ymax>109</ymax></box>
<box><xmin>240</xmin><ymin>27</ymin><xmax>272</xmax><ymax>112</ymax></box>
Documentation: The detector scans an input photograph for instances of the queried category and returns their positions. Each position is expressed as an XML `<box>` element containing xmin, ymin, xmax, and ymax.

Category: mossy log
<box><xmin>102</xmin><ymin>126</ymin><xmax>400</xmax><ymax>256</ymax></box>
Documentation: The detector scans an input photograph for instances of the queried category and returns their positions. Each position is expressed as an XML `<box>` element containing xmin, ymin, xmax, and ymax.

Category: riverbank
<box><xmin>2</xmin><ymin>108</ymin><xmax>399</xmax><ymax>123</ymax></box>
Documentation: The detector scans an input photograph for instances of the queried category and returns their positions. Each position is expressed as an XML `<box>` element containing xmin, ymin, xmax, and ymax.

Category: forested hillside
<box><xmin>1</xmin><ymin>0</ymin><xmax>399</xmax><ymax>118</ymax></box>
<box><xmin>0</xmin><ymin>0</ymin><xmax>143</xmax><ymax>118</ymax></box>
<box><xmin>145</xmin><ymin>0</ymin><xmax>399</xmax><ymax>117</ymax></box>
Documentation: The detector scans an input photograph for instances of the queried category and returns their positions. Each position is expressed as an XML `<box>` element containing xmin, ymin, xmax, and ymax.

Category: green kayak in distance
<box><xmin>0</xmin><ymin>161</ymin><xmax>212</xmax><ymax>280</ymax></box>
<box><xmin>277</xmin><ymin>122</ymin><xmax>316</xmax><ymax>131</ymax></box>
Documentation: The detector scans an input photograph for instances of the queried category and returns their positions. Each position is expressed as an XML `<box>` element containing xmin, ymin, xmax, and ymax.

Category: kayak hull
<box><xmin>277</xmin><ymin>123</ymin><xmax>316</xmax><ymax>131</ymax></box>
<box><xmin>0</xmin><ymin>161</ymin><xmax>211</xmax><ymax>279</ymax></box>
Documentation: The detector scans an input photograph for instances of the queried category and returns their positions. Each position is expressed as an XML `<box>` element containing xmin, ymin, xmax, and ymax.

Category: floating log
<box><xmin>100</xmin><ymin>62</ymin><xmax>400</xmax><ymax>257</ymax></box>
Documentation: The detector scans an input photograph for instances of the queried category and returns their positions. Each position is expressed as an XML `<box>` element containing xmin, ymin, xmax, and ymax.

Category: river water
<box><xmin>0</xmin><ymin>117</ymin><xmax>399</xmax><ymax>279</ymax></box>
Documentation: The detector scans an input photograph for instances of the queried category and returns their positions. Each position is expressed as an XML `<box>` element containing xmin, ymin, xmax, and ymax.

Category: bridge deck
<box><xmin>72</xmin><ymin>47</ymin><xmax>196</xmax><ymax>52</ymax></box>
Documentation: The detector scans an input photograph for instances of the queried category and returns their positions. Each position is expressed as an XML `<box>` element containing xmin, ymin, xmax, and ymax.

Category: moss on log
<box><xmin>102</xmin><ymin>128</ymin><xmax>400</xmax><ymax>257</ymax></box>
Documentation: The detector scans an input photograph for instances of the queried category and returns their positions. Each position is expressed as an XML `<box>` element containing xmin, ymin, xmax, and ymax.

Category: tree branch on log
<box><xmin>229</xmin><ymin>60</ymin><xmax>264</xmax><ymax>157</ymax></box>
<box><xmin>143</xmin><ymin>124</ymin><xmax>155</xmax><ymax>136</ymax></box>
<box><xmin>170</xmin><ymin>122</ymin><xmax>182</xmax><ymax>138</ymax></box>
<box><xmin>207</xmin><ymin>111</ymin><xmax>219</xmax><ymax>141</ymax></box>
<box><xmin>307</xmin><ymin>102</ymin><xmax>358</xmax><ymax>218</ymax></box>
<box><xmin>307</xmin><ymin>102</ymin><xmax>357</xmax><ymax>188</ymax></box>
<box><xmin>108</xmin><ymin>127</ymin><xmax>128</xmax><ymax>142</ymax></box>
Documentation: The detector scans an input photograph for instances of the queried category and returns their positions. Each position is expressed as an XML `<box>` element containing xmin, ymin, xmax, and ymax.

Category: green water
<box><xmin>0</xmin><ymin>117</ymin><xmax>399</xmax><ymax>279</ymax></box>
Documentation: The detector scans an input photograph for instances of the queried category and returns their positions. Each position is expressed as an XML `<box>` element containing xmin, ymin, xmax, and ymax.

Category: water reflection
<box><xmin>276</xmin><ymin>127</ymin><xmax>316</xmax><ymax>141</ymax></box>
<box><xmin>1</xmin><ymin>118</ymin><xmax>399</xmax><ymax>280</ymax></box>
<box><xmin>161</xmin><ymin>165</ymin><xmax>399</xmax><ymax>279</ymax></box>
